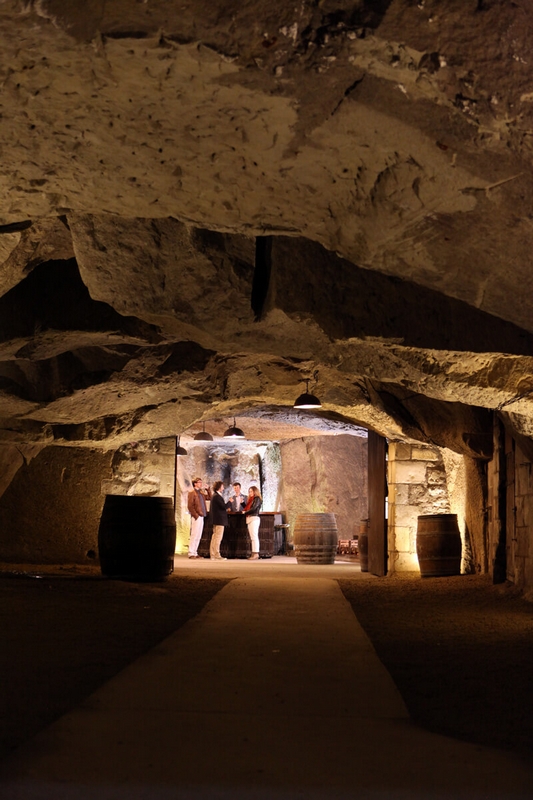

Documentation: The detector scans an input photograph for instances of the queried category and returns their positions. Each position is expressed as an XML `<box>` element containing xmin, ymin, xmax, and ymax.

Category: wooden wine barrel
<box><xmin>98</xmin><ymin>495</ymin><xmax>176</xmax><ymax>581</ymax></box>
<box><xmin>416</xmin><ymin>514</ymin><xmax>461</xmax><ymax>578</ymax></box>
<box><xmin>228</xmin><ymin>513</ymin><xmax>251</xmax><ymax>559</ymax></box>
<box><xmin>258</xmin><ymin>514</ymin><xmax>275</xmax><ymax>558</ymax></box>
<box><xmin>293</xmin><ymin>513</ymin><xmax>338</xmax><ymax>565</ymax></box>
<box><xmin>358</xmin><ymin>519</ymin><xmax>369</xmax><ymax>572</ymax></box>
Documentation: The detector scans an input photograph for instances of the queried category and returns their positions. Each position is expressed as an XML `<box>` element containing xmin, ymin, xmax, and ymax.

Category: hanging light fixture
<box><xmin>293</xmin><ymin>378</ymin><xmax>322</xmax><ymax>409</ymax></box>
<box><xmin>176</xmin><ymin>435</ymin><xmax>188</xmax><ymax>456</ymax></box>
<box><xmin>223</xmin><ymin>416</ymin><xmax>245</xmax><ymax>439</ymax></box>
<box><xmin>193</xmin><ymin>422</ymin><xmax>213</xmax><ymax>441</ymax></box>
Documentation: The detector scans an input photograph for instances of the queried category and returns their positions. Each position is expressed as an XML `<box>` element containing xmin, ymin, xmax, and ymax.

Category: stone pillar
<box><xmin>388</xmin><ymin>442</ymin><xmax>466</xmax><ymax>573</ymax></box>
<box><xmin>502</xmin><ymin>436</ymin><xmax>533</xmax><ymax>592</ymax></box>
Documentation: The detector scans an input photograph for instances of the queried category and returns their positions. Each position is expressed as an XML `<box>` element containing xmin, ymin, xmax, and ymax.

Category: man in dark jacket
<box><xmin>210</xmin><ymin>480</ymin><xmax>228</xmax><ymax>560</ymax></box>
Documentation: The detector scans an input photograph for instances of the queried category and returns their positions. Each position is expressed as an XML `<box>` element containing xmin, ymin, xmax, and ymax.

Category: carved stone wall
<box><xmin>279</xmin><ymin>434</ymin><xmax>368</xmax><ymax>545</ymax></box>
<box><xmin>2</xmin><ymin>1</ymin><xmax>533</xmax><ymax>594</ymax></box>
<box><xmin>101</xmin><ymin>438</ymin><xmax>176</xmax><ymax>498</ymax></box>
<box><xmin>0</xmin><ymin>446</ymin><xmax>113</xmax><ymax>565</ymax></box>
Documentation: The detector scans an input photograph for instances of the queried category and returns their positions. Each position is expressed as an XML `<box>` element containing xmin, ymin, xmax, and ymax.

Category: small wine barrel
<box><xmin>294</xmin><ymin>513</ymin><xmax>338</xmax><ymax>565</ymax></box>
<box><xmin>416</xmin><ymin>514</ymin><xmax>461</xmax><ymax>578</ymax></box>
<box><xmin>98</xmin><ymin>495</ymin><xmax>176</xmax><ymax>581</ymax></box>
<box><xmin>358</xmin><ymin>519</ymin><xmax>369</xmax><ymax>573</ymax></box>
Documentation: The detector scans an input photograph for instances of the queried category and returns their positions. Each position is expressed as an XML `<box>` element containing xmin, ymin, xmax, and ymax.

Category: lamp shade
<box><xmin>293</xmin><ymin>379</ymin><xmax>322</xmax><ymax>409</ymax></box>
<box><xmin>176</xmin><ymin>436</ymin><xmax>188</xmax><ymax>456</ymax></box>
<box><xmin>193</xmin><ymin>423</ymin><xmax>213</xmax><ymax>442</ymax></box>
<box><xmin>223</xmin><ymin>417</ymin><xmax>245</xmax><ymax>439</ymax></box>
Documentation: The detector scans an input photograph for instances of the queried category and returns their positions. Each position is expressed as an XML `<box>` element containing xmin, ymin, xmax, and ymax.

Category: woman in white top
<box><xmin>243</xmin><ymin>485</ymin><xmax>262</xmax><ymax>560</ymax></box>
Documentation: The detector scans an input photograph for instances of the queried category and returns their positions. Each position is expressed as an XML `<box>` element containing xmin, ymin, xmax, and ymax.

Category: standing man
<box><xmin>187</xmin><ymin>477</ymin><xmax>211</xmax><ymax>559</ymax></box>
<box><xmin>210</xmin><ymin>481</ymin><xmax>228</xmax><ymax>560</ymax></box>
<box><xmin>226</xmin><ymin>482</ymin><xmax>246</xmax><ymax>512</ymax></box>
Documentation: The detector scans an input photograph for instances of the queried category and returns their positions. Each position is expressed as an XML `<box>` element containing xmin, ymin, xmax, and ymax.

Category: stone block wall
<box><xmin>388</xmin><ymin>442</ymin><xmax>466</xmax><ymax>573</ymax></box>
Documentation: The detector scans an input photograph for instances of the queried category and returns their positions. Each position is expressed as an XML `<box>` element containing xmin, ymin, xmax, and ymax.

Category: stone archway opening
<box><xmin>175</xmin><ymin>407</ymin><xmax>366</xmax><ymax>559</ymax></box>
<box><xmin>99</xmin><ymin>404</ymin><xmax>470</xmax><ymax>575</ymax></box>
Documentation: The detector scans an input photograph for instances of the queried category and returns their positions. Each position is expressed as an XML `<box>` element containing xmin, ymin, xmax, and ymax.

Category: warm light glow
<box><xmin>223</xmin><ymin>417</ymin><xmax>245</xmax><ymax>439</ymax></box>
<box><xmin>293</xmin><ymin>394</ymin><xmax>322</xmax><ymax>409</ymax></box>
<box><xmin>293</xmin><ymin>378</ymin><xmax>322</xmax><ymax>410</ymax></box>
<box><xmin>293</xmin><ymin>379</ymin><xmax>322</xmax><ymax>408</ymax></box>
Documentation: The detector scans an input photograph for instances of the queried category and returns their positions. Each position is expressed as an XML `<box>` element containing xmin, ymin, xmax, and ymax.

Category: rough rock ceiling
<box><xmin>1</xmin><ymin>0</ymin><xmax>533</xmax><ymax>455</ymax></box>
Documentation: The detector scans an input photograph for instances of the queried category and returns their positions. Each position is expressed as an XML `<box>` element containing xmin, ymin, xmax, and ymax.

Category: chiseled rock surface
<box><xmin>0</xmin><ymin>1</ymin><xmax>532</xmax><ymax>455</ymax></box>
<box><xmin>280</xmin><ymin>434</ymin><xmax>368</xmax><ymax>542</ymax></box>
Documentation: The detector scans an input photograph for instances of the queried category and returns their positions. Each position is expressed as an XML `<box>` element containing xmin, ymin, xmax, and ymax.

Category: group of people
<box><xmin>187</xmin><ymin>479</ymin><xmax>263</xmax><ymax>561</ymax></box>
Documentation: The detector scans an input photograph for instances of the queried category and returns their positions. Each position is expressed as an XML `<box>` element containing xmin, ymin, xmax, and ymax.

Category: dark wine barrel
<box><xmin>98</xmin><ymin>495</ymin><xmax>176</xmax><ymax>581</ymax></box>
<box><xmin>273</xmin><ymin>524</ymin><xmax>289</xmax><ymax>556</ymax></box>
<box><xmin>358</xmin><ymin>519</ymin><xmax>369</xmax><ymax>572</ymax></box>
<box><xmin>227</xmin><ymin>513</ymin><xmax>251</xmax><ymax>559</ymax></box>
<box><xmin>258</xmin><ymin>514</ymin><xmax>275</xmax><ymax>558</ymax></box>
<box><xmin>293</xmin><ymin>513</ymin><xmax>338</xmax><ymax>565</ymax></box>
<box><xmin>416</xmin><ymin>514</ymin><xmax>462</xmax><ymax>578</ymax></box>
<box><xmin>200</xmin><ymin>514</ymin><xmax>276</xmax><ymax>559</ymax></box>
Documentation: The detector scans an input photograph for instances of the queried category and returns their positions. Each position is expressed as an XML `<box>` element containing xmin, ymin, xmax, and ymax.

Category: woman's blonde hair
<box><xmin>248</xmin><ymin>485</ymin><xmax>262</xmax><ymax>499</ymax></box>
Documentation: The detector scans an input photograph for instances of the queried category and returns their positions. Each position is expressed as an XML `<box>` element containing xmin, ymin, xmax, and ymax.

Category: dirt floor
<box><xmin>0</xmin><ymin>567</ymin><xmax>228</xmax><ymax>762</ymax></box>
<box><xmin>0</xmin><ymin>565</ymin><xmax>532</xmax><ymax>765</ymax></box>
<box><xmin>339</xmin><ymin>572</ymin><xmax>533</xmax><ymax>763</ymax></box>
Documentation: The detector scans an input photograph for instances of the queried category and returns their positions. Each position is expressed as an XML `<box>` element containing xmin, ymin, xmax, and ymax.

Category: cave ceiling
<box><xmin>0</xmin><ymin>0</ymin><xmax>533</xmax><ymax>456</ymax></box>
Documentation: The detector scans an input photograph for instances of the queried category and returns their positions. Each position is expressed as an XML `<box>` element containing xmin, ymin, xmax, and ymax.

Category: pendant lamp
<box><xmin>223</xmin><ymin>417</ymin><xmax>245</xmax><ymax>439</ymax></box>
<box><xmin>293</xmin><ymin>379</ymin><xmax>322</xmax><ymax>410</ymax></box>
<box><xmin>193</xmin><ymin>422</ymin><xmax>213</xmax><ymax>441</ymax></box>
<box><xmin>176</xmin><ymin>436</ymin><xmax>188</xmax><ymax>456</ymax></box>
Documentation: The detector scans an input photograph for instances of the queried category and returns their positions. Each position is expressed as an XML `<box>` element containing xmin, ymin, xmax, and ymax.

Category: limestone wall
<box><xmin>0</xmin><ymin>444</ymin><xmax>46</xmax><ymax>501</ymax></box>
<box><xmin>388</xmin><ymin>442</ymin><xmax>467</xmax><ymax>573</ymax></box>
<box><xmin>101</xmin><ymin>438</ymin><xmax>176</xmax><ymax>498</ymax></box>
<box><xmin>279</xmin><ymin>434</ymin><xmax>368</xmax><ymax>545</ymax></box>
<box><xmin>0</xmin><ymin>446</ymin><xmax>113</xmax><ymax>565</ymax></box>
